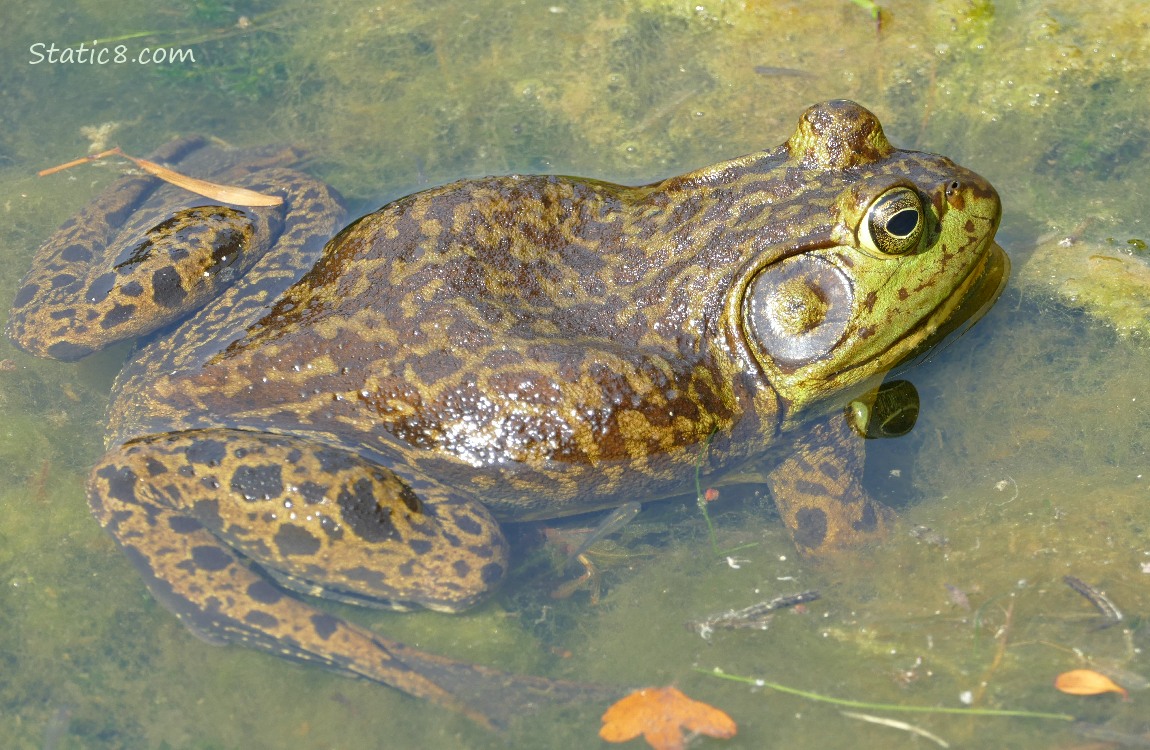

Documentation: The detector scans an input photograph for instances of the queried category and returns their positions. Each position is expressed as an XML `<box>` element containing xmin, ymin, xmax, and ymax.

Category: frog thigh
<box><xmin>7</xmin><ymin>140</ymin><xmax>343</xmax><ymax>361</ymax></box>
<box><xmin>87</xmin><ymin>429</ymin><xmax>613</xmax><ymax>727</ymax></box>
<box><xmin>89</xmin><ymin>429</ymin><xmax>508</xmax><ymax>613</ymax></box>
<box><xmin>765</xmin><ymin>411</ymin><xmax>894</xmax><ymax>555</ymax></box>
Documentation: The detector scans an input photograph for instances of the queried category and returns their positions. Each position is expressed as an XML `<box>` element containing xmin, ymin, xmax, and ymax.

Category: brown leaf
<box><xmin>600</xmin><ymin>686</ymin><xmax>736</xmax><ymax>750</ymax></box>
<box><xmin>37</xmin><ymin>147</ymin><xmax>283</xmax><ymax>207</ymax></box>
<box><xmin>1055</xmin><ymin>669</ymin><xmax>1129</xmax><ymax>699</ymax></box>
<box><xmin>123</xmin><ymin>153</ymin><xmax>284</xmax><ymax>206</ymax></box>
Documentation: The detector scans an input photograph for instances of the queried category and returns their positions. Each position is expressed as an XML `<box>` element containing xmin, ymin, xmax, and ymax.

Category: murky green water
<box><xmin>1</xmin><ymin>1</ymin><xmax>1147</xmax><ymax>748</ymax></box>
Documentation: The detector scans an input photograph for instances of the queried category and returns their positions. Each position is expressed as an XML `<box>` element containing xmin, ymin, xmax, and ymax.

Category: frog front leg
<box><xmin>766</xmin><ymin>410</ymin><xmax>895</xmax><ymax>555</ymax></box>
<box><xmin>86</xmin><ymin>428</ymin><xmax>539</xmax><ymax>726</ymax></box>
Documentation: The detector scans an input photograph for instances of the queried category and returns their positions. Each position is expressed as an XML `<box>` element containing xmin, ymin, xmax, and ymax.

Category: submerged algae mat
<box><xmin>1</xmin><ymin>0</ymin><xmax>1149</xmax><ymax>747</ymax></box>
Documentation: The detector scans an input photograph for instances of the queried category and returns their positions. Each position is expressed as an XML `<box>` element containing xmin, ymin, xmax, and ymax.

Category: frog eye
<box><xmin>859</xmin><ymin>186</ymin><xmax>924</xmax><ymax>256</ymax></box>
<box><xmin>745</xmin><ymin>254</ymin><xmax>853</xmax><ymax>368</ymax></box>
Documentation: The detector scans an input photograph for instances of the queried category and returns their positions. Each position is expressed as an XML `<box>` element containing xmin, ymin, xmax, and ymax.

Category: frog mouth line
<box><xmin>891</xmin><ymin>239</ymin><xmax>1010</xmax><ymax>372</ymax></box>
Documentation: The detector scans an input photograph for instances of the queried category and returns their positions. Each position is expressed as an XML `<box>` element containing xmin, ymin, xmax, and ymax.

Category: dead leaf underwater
<box><xmin>600</xmin><ymin>686</ymin><xmax>737</xmax><ymax>750</ymax></box>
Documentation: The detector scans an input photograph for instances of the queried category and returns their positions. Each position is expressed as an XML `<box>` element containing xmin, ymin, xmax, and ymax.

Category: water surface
<box><xmin>1</xmin><ymin>1</ymin><xmax>1147</xmax><ymax>747</ymax></box>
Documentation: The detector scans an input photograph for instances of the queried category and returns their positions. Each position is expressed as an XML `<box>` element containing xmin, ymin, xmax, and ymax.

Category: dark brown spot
<box><xmin>191</xmin><ymin>544</ymin><xmax>232</xmax><ymax>571</ymax></box>
<box><xmin>273</xmin><ymin>524</ymin><xmax>322</xmax><ymax>557</ymax></box>
<box><xmin>230</xmin><ymin>463</ymin><xmax>284</xmax><ymax>501</ymax></box>
<box><xmin>192</xmin><ymin>498</ymin><xmax>221</xmax><ymax>526</ymax></box>
<box><xmin>296</xmin><ymin>481</ymin><xmax>329</xmax><ymax>505</ymax></box>
<box><xmin>45</xmin><ymin>340</ymin><xmax>93</xmax><ymax>361</ymax></box>
<box><xmin>246</xmin><ymin>580</ymin><xmax>283</xmax><ymax>604</ymax></box>
<box><xmin>184</xmin><ymin>439</ymin><xmax>227</xmax><ymax>466</ymax></box>
<box><xmin>151</xmin><ymin>266</ymin><xmax>187</xmax><ymax>308</ymax></box>
<box><xmin>311</xmin><ymin>613</ymin><xmax>339</xmax><ymax>639</ymax></box>
<box><xmin>793</xmin><ymin>507</ymin><xmax>828</xmax><ymax>550</ymax></box>
<box><xmin>85</xmin><ymin>272</ymin><xmax>116</xmax><ymax>303</ymax></box>
<box><xmin>60</xmin><ymin>243</ymin><xmax>92</xmax><ymax>263</ymax></box>
<box><xmin>167</xmin><ymin>516</ymin><xmax>200</xmax><ymax>534</ymax></box>
<box><xmin>452</xmin><ymin>511</ymin><xmax>483</xmax><ymax>536</ymax></box>
<box><xmin>11</xmin><ymin>282</ymin><xmax>39</xmax><ymax>308</ymax></box>
<box><xmin>337</xmin><ymin>477</ymin><xmax>398</xmax><ymax>543</ymax></box>
<box><xmin>96</xmin><ymin>464</ymin><xmax>138</xmax><ymax>504</ymax></box>
<box><xmin>244</xmin><ymin>609</ymin><xmax>279</xmax><ymax>628</ymax></box>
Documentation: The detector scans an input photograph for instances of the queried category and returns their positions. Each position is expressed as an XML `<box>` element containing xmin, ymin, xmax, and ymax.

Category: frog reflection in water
<box><xmin>6</xmin><ymin>101</ymin><xmax>1007</xmax><ymax>724</ymax></box>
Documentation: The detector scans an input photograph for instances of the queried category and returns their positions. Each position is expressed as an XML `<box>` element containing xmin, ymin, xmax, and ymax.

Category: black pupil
<box><xmin>886</xmin><ymin>208</ymin><xmax>919</xmax><ymax>237</ymax></box>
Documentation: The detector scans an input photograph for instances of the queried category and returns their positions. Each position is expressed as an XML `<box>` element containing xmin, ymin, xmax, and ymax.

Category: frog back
<box><xmin>109</xmin><ymin>167</ymin><xmax>804</xmax><ymax>519</ymax></box>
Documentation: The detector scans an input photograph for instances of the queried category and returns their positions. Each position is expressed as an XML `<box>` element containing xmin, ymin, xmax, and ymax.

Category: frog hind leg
<box><xmin>6</xmin><ymin>138</ymin><xmax>343</xmax><ymax>362</ymax></box>
<box><xmin>766</xmin><ymin>411</ymin><xmax>895</xmax><ymax>555</ymax></box>
<box><xmin>87</xmin><ymin>429</ymin><xmax>606</xmax><ymax>727</ymax></box>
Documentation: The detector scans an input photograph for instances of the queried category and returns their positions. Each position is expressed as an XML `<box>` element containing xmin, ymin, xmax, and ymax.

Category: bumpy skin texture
<box><xmin>6</xmin><ymin>102</ymin><xmax>1007</xmax><ymax>724</ymax></box>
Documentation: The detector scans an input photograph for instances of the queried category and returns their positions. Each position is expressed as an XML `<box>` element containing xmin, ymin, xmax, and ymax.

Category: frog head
<box><xmin>726</xmin><ymin>101</ymin><xmax>1008</xmax><ymax>430</ymax></box>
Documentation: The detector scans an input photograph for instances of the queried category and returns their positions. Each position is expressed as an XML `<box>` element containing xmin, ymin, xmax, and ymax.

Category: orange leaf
<box><xmin>600</xmin><ymin>686</ymin><xmax>736</xmax><ymax>750</ymax></box>
<box><xmin>122</xmin><ymin>152</ymin><xmax>284</xmax><ymax>206</ymax></box>
<box><xmin>37</xmin><ymin>147</ymin><xmax>284</xmax><ymax>207</ymax></box>
<box><xmin>1055</xmin><ymin>669</ymin><xmax>1129</xmax><ymax>699</ymax></box>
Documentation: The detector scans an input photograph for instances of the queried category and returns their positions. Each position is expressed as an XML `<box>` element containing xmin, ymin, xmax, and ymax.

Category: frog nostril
<box><xmin>945</xmin><ymin>181</ymin><xmax>967</xmax><ymax>211</ymax></box>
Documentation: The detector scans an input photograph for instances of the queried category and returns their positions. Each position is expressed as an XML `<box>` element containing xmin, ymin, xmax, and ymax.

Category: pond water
<box><xmin>1</xmin><ymin>1</ymin><xmax>1147</xmax><ymax>748</ymax></box>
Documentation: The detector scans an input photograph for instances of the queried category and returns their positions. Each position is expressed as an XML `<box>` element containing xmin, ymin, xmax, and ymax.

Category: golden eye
<box><xmin>858</xmin><ymin>186</ymin><xmax>923</xmax><ymax>256</ymax></box>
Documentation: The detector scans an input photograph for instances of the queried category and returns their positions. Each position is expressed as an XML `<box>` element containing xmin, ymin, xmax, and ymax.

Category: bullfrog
<box><xmin>6</xmin><ymin>101</ymin><xmax>1007</xmax><ymax>725</ymax></box>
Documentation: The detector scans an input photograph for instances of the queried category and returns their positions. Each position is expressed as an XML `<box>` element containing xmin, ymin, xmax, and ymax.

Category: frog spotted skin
<box><xmin>6</xmin><ymin>101</ymin><xmax>1007</xmax><ymax>724</ymax></box>
<box><xmin>6</xmin><ymin>137</ymin><xmax>346</xmax><ymax>362</ymax></box>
